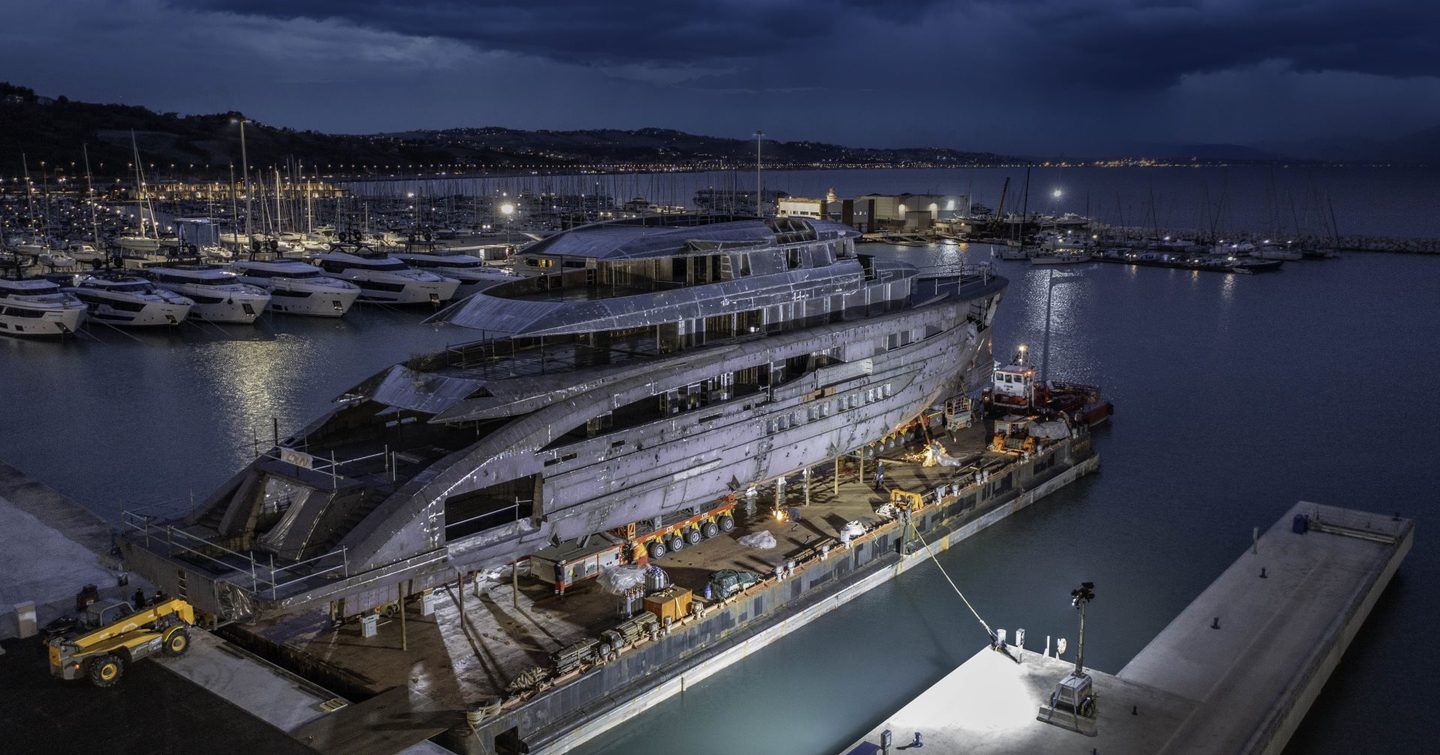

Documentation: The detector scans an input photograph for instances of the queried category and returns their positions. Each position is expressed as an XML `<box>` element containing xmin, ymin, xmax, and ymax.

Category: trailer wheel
<box><xmin>647</xmin><ymin>541</ymin><xmax>667</xmax><ymax>560</ymax></box>
<box><xmin>89</xmin><ymin>654</ymin><xmax>125</xmax><ymax>688</ymax></box>
<box><xmin>667</xmin><ymin>536</ymin><xmax>685</xmax><ymax>553</ymax></box>
<box><xmin>701</xmin><ymin>521</ymin><xmax>719</xmax><ymax>539</ymax></box>
<box><xmin>718</xmin><ymin>515</ymin><xmax>735</xmax><ymax>532</ymax></box>
<box><xmin>685</xmin><ymin>528</ymin><xmax>702</xmax><ymax>545</ymax></box>
<box><xmin>162</xmin><ymin>627</ymin><xmax>191</xmax><ymax>657</ymax></box>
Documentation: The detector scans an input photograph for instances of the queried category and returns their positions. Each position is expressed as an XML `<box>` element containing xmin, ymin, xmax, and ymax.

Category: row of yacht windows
<box><xmin>767</xmin><ymin>383</ymin><xmax>893</xmax><ymax>434</ymax></box>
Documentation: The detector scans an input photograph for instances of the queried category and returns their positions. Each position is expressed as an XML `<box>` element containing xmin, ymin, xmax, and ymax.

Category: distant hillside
<box><xmin>0</xmin><ymin>82</ymin><xmax>1013</xmax><ymax>180</ymax></box>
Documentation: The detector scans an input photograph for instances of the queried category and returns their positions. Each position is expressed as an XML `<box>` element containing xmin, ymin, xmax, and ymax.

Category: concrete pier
<box><xmin>845</xmin><ymin>501</ymin><xmax>1412</xmax><ymax>755</ymax></box>
<box><xmin>0</xmin><ymin>462</ymin><xmax>124</xmax><ymax>639</ymax></box>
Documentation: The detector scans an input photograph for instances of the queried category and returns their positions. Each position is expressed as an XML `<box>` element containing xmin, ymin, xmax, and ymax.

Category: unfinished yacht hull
<box><xmin>122</xmin><ymin>216</ymin><xmax>1005</xmax><ymax>622</ymax></box>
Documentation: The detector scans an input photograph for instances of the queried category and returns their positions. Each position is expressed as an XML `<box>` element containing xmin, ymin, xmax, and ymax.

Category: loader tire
<box><xmin>163</xmin><ymin>627</ymin><xmax>191</xmax><ymax>657</ymax></box>
<box><xmin>89</xmin><ymin>654</ymin><xmax>125</xmax><ymax>688</ymax></box>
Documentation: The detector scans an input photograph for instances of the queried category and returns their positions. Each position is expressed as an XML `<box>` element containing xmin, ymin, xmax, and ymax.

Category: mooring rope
<box><xmin>912</xmin><ymin>525</ymin><xmax>996</xmax><ymax>641</ymax></box>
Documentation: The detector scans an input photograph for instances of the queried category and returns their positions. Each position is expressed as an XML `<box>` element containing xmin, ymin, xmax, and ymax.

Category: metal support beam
<box><xmin>399</xmin><ymin>583</ymin><xmax>407</xmax><ymax>652</ymax></box>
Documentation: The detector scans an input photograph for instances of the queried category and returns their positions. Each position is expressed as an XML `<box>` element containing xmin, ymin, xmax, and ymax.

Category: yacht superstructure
<box><xmin>231</xmin><ymin>259</ymin><xmax>361</xmax><ymax>317</ymax></box>
<box><xmin>123</xmin><ymin>215</ymin><xmax>1006</xmax><ymax>622</ymax></box>
<box><xmin>0</xmin><ymin>277</ymin><xmax>87</xmax><ymax>336</ymax></box>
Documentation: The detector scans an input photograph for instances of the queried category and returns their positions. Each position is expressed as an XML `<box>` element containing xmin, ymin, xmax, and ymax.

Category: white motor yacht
<box><xmin>393</xmin><ymin>248</ymin><xmax>518</xmax><ymax>299</ymax></box>
<box><xmin>63</xmin><ymin>274</ymin><xmax>193</xmax><ymax>327</ymax></box>
<box><xmin>313</xmin><ymin>249</ymin><xmax>459</xmax><ymax>305</ymax></box>
<box><xmin>144</xmin><ymin>265</ymin><xmax>271</xmax><ymax>324</ymax></box>
<box><xmin>63</xmin><ymin>242</ymin><xmax>106</xmax><ymax>265</ymax></box>
<box><xmin>0</xmin><ymin>277</ymin><xmax>88</xmax><ymax>337</ymax></box>
<box><xmin>231</xmin><ymin>259</ymin><xmax>361</xmax><ymax>317</ymax></box>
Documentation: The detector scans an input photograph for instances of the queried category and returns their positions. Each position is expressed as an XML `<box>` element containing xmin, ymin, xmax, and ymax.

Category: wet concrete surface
<box><xmin>0</xmin><ymin>635</ymin><xmax>315</xmax><ymax>755</ymax></box>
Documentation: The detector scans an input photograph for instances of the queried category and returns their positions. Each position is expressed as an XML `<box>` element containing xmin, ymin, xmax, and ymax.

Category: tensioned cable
<box><xmin>912</xmin><ymin>524</ymin><xmax>995</xmax><ymax>641</ymax></box>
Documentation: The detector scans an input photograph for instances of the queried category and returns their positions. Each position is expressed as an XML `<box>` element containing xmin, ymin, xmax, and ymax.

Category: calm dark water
<box><xmin>0</xmin><ymin>308</ymin><xmax>454</xmax><ymax>516</ymax></box>
<box><xmin>1</xmin><ymin>246</ymin><xmax>1436</xmax><ymax>753</ymax></box>
<box><xmin>352</xmin><ymin>166</ymin><xmax>1440</xmax><ymax>239</ymax></box>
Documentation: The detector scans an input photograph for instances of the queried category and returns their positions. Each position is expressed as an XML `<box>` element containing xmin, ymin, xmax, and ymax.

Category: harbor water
<box><xmin>1</xmin><ymin>245</ymin><xmax>1437</xmax><ymax>752</ymax></box>
<box><xmin>351</xmin><ymin>165</ymin><xmax>1440</xmax><ymax>240</ymax></box>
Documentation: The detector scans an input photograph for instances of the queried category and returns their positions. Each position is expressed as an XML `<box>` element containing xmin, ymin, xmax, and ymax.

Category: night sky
<box><xmin>5</xmin><ymin>0</ymin><xmax>1438</xmax><ymax>154</ymax></box>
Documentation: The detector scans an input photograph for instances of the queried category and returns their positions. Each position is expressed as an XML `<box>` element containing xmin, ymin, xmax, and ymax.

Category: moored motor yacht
<box><xmin>393</xmin><ymin>247</ymin><xmax>519</xmax><ymax>298</ymax></box>
<box><xmin>62</xmin><ymin>274</ymin><xmax>193</xmax><ymax>327</ymax></box>
<box><xmin>312</xmin><ymin>248</ymin><xmax>460</xmax><ymax>305</ymax></box>
<box><xmin>144</xmin><ymin>265</ymin><xmax>271</xmax><ymax>323</ymax></box>
<box><xmin>0</xmin><ymin>276</ymin><xmax>88</xmax><ymax>337</ymax></box>
<box><xmin>231</xmin><ymin>259</ymin><xmax>361</xmax><ymax>317</ymax></box>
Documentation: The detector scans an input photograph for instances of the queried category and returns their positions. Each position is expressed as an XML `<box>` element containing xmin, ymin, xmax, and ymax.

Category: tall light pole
<box><xmin>232</xmin><ymin>117</ymin><xmax>251</xmax><ymax>241</ymax></box>
<box><xmin>1070</xmin><ymin>581</ymin><xmax>1094</xmax><ymax>675</ymax></box>
<box><xmin>753</xmin><ymin>130</ymin><xmax>764</xmax><ymax>217</ymax></box>
<box><xmin>500</xmin><ymin>201</ymin><xmax>515</xmax><ymax>247</ymax></box>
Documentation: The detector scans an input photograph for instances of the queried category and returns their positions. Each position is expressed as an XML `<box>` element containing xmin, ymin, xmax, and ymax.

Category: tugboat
<box><xmin>985</xmin><ymin>346</ymin><xmax>1113</xmax><ymax>427</ymax></box>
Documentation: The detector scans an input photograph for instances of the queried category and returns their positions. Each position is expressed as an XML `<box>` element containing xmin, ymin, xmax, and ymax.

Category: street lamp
<box><xmin>499</xmin><ymin>201</ymin><xmax>515</xmax><ymax>246</ymax></box>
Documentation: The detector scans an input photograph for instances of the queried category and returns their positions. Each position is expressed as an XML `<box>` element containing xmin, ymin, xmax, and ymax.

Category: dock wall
<box><xmin>1247</xmin><ymin>514</ymin><xmax>1412</xmax><ymax>755</ymax></box>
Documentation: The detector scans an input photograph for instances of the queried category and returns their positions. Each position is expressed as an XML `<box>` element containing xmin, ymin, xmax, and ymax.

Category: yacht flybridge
<box><xmin>312</xmin><ymin>248</ymin><xmax>460</xmax><ymax>305</ymax></box>
<box><xmin>231</xmin><ymin>259</ymin><xmax>361</xmax><ymax>317</ymax></box>
<box><xmin>0</xmin><ymin>277</ymin><xmax>87</xmax><ymax>337</ymax></box>
<box><xmin>122</xmin><ymin>215</ymin><xmax>1007</xmax><ymax>622</ymax></box>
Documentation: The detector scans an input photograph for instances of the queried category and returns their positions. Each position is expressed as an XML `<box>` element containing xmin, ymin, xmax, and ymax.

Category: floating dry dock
<box><xmin>845</xmin><ymin>501</ymin><xmax>1412</xmax><ymax>755</ymax></box>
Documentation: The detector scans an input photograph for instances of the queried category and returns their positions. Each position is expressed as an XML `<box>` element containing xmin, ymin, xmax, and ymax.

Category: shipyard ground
<box><xmin>845</xmin><ymin>501</ymin><xmax>1413</xmax><ymax>755</ymax></box>
<box><xmin>234</xmin><ymin>422</ymin><xmax>1006</xmax><ymax>707</ymax></box>
<box><xmin>0</xmin><ymin>462</ymin><xmax>452</xmax><ymax>755</ymax></box>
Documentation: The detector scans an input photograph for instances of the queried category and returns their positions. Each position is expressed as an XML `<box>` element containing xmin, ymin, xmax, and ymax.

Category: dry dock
<box><xmin>845</xmin><ymin>501</ymin><xmax>1412</xmax><ymax>754</ymax></box>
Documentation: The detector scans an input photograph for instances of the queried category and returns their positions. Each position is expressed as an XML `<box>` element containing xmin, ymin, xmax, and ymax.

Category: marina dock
<box><xmin>844</xmin><ymin>501</ymin><xmax>1413</xmax><ymax>754</ymax></box>
<box><xmin>0</xmin><ymin>462</ymin><xmax>123</xmax><ymax>639</ymax></box>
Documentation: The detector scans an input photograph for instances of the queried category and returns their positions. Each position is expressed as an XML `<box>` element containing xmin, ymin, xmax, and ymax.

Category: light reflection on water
<box><xmin>0</xmin><ymin>309</ymin><xmax>454</xmax><ymax>515</ymax></box>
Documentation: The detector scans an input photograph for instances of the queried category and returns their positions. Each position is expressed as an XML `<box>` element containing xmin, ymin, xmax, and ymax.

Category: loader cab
<box><xmin>85</xmin><ymin>600</ymin><xmax>135</xmax><ymax>629</ymax></box>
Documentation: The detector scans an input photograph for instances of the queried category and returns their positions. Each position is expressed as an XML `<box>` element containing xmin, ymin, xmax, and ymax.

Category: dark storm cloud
<box><xmin>189</xmin><ymin>0</ymin><xmax>1438</xmax><ymax>89</ymax></box>
<box><xmin>189</xmin><ymin>0</ymin><xmax>892</xmax><ymax>64</ymax></box>
<box><xmin>995</xmin><ymin>0</ymin><xmax>1440</xmax><ymax>90</ymax></box>
<box><xmin>6</xmin><ymin>0</ymin><xmax>1440</xmax><ymax>153</ymax></box>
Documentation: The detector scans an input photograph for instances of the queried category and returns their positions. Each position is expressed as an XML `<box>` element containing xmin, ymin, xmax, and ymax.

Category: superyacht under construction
<box><xmin>122</xmin><ymin>215</ymin><xmax>1006</xmax><ymax>622</ymax></box>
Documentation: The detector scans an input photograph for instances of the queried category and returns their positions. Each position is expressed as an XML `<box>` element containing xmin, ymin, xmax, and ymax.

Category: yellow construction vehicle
<box><xmin>47</xmin><ymin>597</ymin><xmax>196</xmax><ymax>687</ymax></box>
<box><xmin>890</xmin><ymin>489</ymin><xmax>925</xmax><ymax>512</ymax></box>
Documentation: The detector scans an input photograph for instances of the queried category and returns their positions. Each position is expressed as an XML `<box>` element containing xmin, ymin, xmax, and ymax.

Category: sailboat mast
<box><xmin>82</xmin><ymin>144</ymin><xmax>101</xmax><ymax>246</ymax></box>
<box><xmin>130</xmin><ymin>131</ymin><xmax>151</xmax><ymax>239</ymax></box>
<box><xmin>21</xmin><ymin>154</ymin><xmax>38</xmax><ymax>234</ymax></box>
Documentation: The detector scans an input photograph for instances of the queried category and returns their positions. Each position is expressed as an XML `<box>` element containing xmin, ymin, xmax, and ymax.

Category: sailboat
<box><xmin>114</xmin><ymin>132</ymin><xmax>166</xmax><ymax>259</ymax></box>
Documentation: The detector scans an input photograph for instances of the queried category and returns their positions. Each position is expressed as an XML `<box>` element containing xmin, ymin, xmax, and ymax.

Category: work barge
<box><xmin>115</xmin><ymin>213</ymin><xmax>1111</xmax><ymax>751</ymax></box>
<box><xmin>223</xmin><ymin>415</ymin><xmax>1100</xmax><ymax>753</ymax></box>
